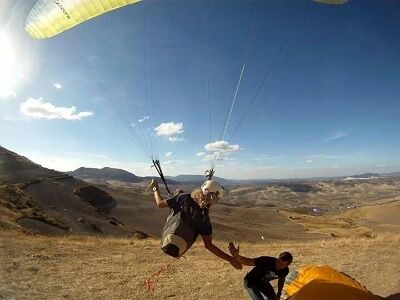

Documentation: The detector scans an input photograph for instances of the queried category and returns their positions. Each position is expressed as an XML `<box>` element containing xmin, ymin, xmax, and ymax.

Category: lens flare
<box><xmin>0</xmin><ymin>32</ymin><xmax>17</xmax><ymax>99</ymax></box>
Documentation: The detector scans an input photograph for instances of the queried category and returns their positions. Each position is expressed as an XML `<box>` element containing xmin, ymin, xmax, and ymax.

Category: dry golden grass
<box><xmin>1</xmin><ymin>229</ymin><xmax>399</xmax><ymax>300</ymax></box>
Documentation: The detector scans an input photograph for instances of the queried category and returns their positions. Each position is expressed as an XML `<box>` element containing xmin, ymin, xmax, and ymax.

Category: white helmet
<box><xmin>201</xmin><ymin>180</ymin><xmax>224</xmax><ymax>199</ymax></box>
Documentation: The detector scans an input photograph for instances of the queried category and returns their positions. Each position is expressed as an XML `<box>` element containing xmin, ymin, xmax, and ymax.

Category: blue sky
<box><xmin>0</xmin><ymin>0</ymin><xmax>399</xmax><ymax>179</ymax></box>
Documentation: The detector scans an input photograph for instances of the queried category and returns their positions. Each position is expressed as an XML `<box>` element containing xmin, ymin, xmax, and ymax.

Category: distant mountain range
<box><xmin>165</xmin><ymin>175</ymin><xmax>234</xmax><ymax>185</ymax></box>
<box><xmin>67</xmin><ymin>169</ymin><xmax>251</xmax><ymax>185</ymax></box>
<box><xmin>2</xmin><ymin>145</ymin><xmax>399</xmax><ymax>185</ymax></box>
<box><xmin>68</xmin><ymin>168</ymin><xmax>234</xmax><ymax>185</ymax></box>
<box><xmin>68</xmin><ymin>167</ymin><xmax>400</xmax><ymax>185</ymax></box>
<box><xmin>384</xmin><ymin>171</ymin><xmax>400</xmax><ymax>177</ymax></box>
<box><xmin>67</xmin><ymin>167</ymin><xmax>180</xmax><ymax>185</ymax></box>
<box><xmin>69</xmin><ymin>167</ymin><xmax>143</xmax><ymax>183</ymax></box>
<box><xmin>349</xmin><ymin>173</ymin><xmax>381</xmax><ymax>178</ymax></box>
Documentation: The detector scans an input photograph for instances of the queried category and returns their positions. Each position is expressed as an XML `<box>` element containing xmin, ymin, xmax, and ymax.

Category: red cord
<box><xmin>146</xmin><ymin>256</ymin><xmax>186</xmax><ymax>292</ymax></box>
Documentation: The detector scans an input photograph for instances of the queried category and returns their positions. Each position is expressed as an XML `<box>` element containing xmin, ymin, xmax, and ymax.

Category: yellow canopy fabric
<box><xmin>281</xmin><ymin>265</ymin><xmax>380</xmax><ymax>300</ymax></box>
<box><xmin>25</xmin><ymin>0</ymin><xmax>141</xmax><ymax>39</ymax></box>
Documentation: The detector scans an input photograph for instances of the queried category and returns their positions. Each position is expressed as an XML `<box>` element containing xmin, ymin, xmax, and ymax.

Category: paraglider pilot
<box><xmin>149</xmin><ymin>179</ymin><xmax>242</xmax><ymax>270</ymax></box>
<box><xmin>229</xmin><ymin>242</ymin><xmax>293</xmax><ymax>300</ymax></box>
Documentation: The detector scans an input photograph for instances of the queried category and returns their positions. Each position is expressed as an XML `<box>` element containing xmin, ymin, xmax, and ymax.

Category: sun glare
<box><xmin>0</xmin><ymin>31</ymin><xmax>17</xmax><ymax>99</ymax></box>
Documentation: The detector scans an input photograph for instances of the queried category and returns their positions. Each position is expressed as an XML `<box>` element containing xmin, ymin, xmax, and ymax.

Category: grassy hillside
<box><xmin>1</xmin><ymin>229</ymin><xmax>399</xmax><ymax>300</ymax></box>
<box><xmin>1</xmin><ymin>146</ymin><xmax>399</xmax><ymax>299</ymax></box>
<box><xmin>0</xmin><ymin>146</ymin><xmax>61</xmax><ymax>184</ymax></box>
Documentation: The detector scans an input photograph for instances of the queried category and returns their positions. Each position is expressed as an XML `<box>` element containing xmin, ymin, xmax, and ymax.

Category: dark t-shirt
<box><xmin>166</xmin><ymin>193</ymin><xmax>212</xmax><ymax>236</ymax></box>
<box><xmin>245</xmin><ymin>256</ymin><xmax>289</xmax><ymax>286</ymax></box>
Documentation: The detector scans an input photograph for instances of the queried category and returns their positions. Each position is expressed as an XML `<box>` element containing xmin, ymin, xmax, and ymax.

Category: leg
<box><xmin>259</xmin><ymin>281</ymin><xmax>277</xmax><ymax>300</ymax></box>
<box><xmin>243</xmin><ymin>279</ymin><xmax>265</xmax><ymax>300</ymax></box>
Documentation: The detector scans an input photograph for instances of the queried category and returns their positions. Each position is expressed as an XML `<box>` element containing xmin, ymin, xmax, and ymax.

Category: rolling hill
<box><xmin>69</xmin><ymin>167</ymin><xmax>142</xmax><ymax>182</ymax></box>
<box><xmin>0</xmin><ymin>146</ymin><xmax>147</xmax><ymax>237</ymax></box>
<box><xmin>0</xmin><ymin>146</ymin><xmax>61</xmax><ymax>184</ymax></box>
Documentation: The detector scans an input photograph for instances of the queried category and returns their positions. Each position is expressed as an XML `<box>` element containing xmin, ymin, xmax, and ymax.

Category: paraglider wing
<box><xmin>281</xmin><ymin>265</ymin><xmax>380</xmax><ymax>300</ymax></box>
<box><xmin>25</xmin><ymin>0</ymin><xmax>141</xmax><ymax>39</ymax></box>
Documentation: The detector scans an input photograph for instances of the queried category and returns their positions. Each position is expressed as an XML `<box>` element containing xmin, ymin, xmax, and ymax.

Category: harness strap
<box><xmin>152</xmin><ymin>159</ymin><xmax>171</xmax><ymax>195</ymax></box>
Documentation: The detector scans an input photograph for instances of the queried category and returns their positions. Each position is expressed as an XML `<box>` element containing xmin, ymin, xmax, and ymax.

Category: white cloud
<box><xmin>200</xmin><ymin>140</ymin><xmax>241</xmax><ymax>162</ymax></box>
<box><xmin>53</xmin><ymin>83</ymin><xmax>63</xmax><ymax>89</ymax></box>
<box><xmin>138</xmin><ymin>116</ymin><xmax>149</xmax><ymax>123</ymax></box>
<box><xmin>306</xmin><ymin>160</ymin><xmax>313</xmax><ymax>163</ymax></box>
<box><xmin>203</xmin><ymin>152</ymin><xmax>224</xmax><ymax>161</ymax></box>
<box><xmin>323</xmin><ymin>132</ymin><xmax>348</xmax><ymax>142</ymax></box>
<box><xmin>158</xmin><ymin>159</ymin><xmax>185</xmax><ymax>170</ymax></box>
<box><xmin>65</xmin><ymin>151</ymin><xmax>108</xmax><ymax>159</ymax></box>
<box><xmin>204</xmin><ymin>140</ymin><xmax>240</xmax><ymax>154</ymax></box>
<box><xmin>250</xmin><ymin>155</ymin><xmax>286</xmax><ymax>161</ymax></box>
<box><xmin>169</xmin><ymin>136</ymin><xmax>184</xmax><ymax>142</ymax></box>
<box><xmin>304</xmin><ymin>154</ymin><xmax>339</xmax><ymax>160</ymax></box>
<box><xmin>376</xmin><ymin>163</ymin><xmax>387</xmax><ymax>168</ymax></box>
<box><xmin>0</xmin><ymin>89</ymin><xmax>16</xmax><ymax>99</ymax></box>
<box><xmin>3</xmin><ymin>115</ymin><xmax>25</xmax><ymax>121</ymax></box>
<box><xmin>204</xmin><ymin>153</ymin><xmax>237</xmax><ymax>162</ymax></box>
<box><xmin>165</xmin><ymin>152</ymin><xmax>172</xmax><ymax>157</ymax></box>
<box><xmin>155</xmin><ymin>122</ymin><xmax>184</xmax><ymax>136</ymax></box>
<box><xmin>20</xmin><ymin>98</ymin><xmax>93</xmax><ymax>120</ymax></box>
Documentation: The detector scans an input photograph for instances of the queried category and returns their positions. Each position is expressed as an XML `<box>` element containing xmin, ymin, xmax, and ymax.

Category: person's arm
<box><xmin>277</xmin><ymin>277</ymin><xmax>285</xmax><ymax>300</ymax></box>
<box><xmin>228</xmin><ymin>242</ymin><xmax>256</xmax><ymax>266</ymax></box>
<box><xmin>202</xmin><ymin>235</ymin><xmax>242</xmax><ymax>270</ymax></box>
<box><xmin>149</xmin><ymin>179</ymin><xmax>168</xmax><ymax>208</ymax></box>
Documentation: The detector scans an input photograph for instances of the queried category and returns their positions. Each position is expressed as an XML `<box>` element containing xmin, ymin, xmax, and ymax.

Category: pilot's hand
<box><xmin>229</xmin><ymin>242</ymin><xmax>240</xmax><ymax>257</ymax></box>
<box><xmin>229</xmin><ymin>256</ymin><xmax>242</xmax><ymax>270</ymax></box>
<box><xmin>146</xmin><ymin>179</ymin><xmax>159</xmax><ymax>192</ymax></box>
